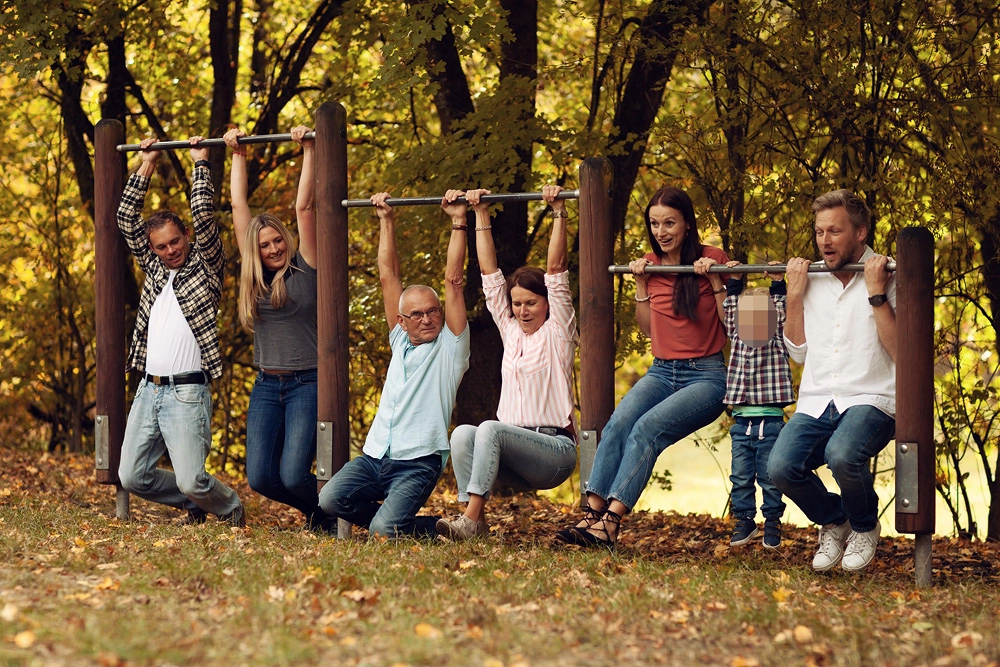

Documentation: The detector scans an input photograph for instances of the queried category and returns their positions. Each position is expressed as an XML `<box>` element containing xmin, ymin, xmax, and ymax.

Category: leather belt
<box><xmin>522</xmin><ymin>426</ymin><xmax>575</xmax><ymax>441</ymax></box>
<box><xmin>145</xmin><ymin>371</ymin><xmax>209</xmax><ymax>386</ymax></box>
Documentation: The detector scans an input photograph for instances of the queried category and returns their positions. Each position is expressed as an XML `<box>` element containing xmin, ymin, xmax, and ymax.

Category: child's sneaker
<box><xmin>730</xmin><ymin>517</ymin><xmax>759</xmax><ymax>546</ymax></box>
<box><xmin>762</xmin><ymin>518</ymin><xmax>781</xmax><ymax>549</ymax></box>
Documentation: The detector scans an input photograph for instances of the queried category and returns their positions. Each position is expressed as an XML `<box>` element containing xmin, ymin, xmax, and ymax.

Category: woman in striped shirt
<box><xmin>436</xmin><ymin>185</ymin><xmax>579</xmax><ymax>541</ymax></box>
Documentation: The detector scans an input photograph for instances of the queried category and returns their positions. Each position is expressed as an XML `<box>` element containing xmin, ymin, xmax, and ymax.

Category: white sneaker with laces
<box><xmin>842</xmin><ymin>523</ymin><xmax>881</xmax><ymax>572</ymax></box>
<box><xmin>812</xmin><ymin>521</ymin><xmax>851</xmax><ymax>571</ymax></box>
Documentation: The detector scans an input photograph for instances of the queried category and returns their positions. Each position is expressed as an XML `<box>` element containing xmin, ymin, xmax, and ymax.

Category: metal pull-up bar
<box><xmin>116</xmin><ymin>132</ymin><xmax>317</xmax><ymax>152</ymax></box>
<box><xmin>341</xmin><ymin>190</ymin><xmax>580</xmax><ymax>208</ymax></box>
<box><xmin>608</xmin><ymin>261</ymin><xmax>897</xmax><ymax>275</ymax></box>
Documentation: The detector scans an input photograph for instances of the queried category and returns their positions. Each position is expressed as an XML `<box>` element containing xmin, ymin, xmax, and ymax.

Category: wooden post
<box><xmin>893</xmin><ymin>226</ymin><xmax>935</xmax><ymax>587</ymax></box>
<box><xmin>314</xmin><ymin>102</ymin><xmax>350</xmax><ymax>493</ymax></box>
<box><xmin>94</xmin><ymin>120</ymin><xmax>129</xmax><ymax>518</ymax></box>
<box><xmin>577</xmin><ymin>158</ymin><xmax>614</xmax><ymax>504</ymax></box>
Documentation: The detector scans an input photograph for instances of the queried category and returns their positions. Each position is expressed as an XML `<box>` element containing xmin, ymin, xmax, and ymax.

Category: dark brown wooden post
<box><xmin>314</xmin><ymin>102</ymin><xmax>350</xmax><ymax>491</ymax></box>
<box><xmin>893</xmin><ymin>226</ymin><xmax>935</xmax><ymax>586</ymax></box>
<box><xmin>577</xmin><ymin>158</ymin><xmax>614</xmax><ymax>503</ymax></box>
<box><xmin>94</xmin><ymin>120</ymin><xmax>128</xmax><ymax>518</ymax></box>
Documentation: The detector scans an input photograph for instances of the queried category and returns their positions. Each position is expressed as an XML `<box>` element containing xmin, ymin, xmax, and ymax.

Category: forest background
<box><xmin>1</xmin><ymin>0</ymin><xmax>999</xmax><ymax>540</ymax></box>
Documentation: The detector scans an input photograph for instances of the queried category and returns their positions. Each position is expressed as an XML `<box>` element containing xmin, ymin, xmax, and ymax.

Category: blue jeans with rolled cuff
<box><xmin>246</xmin><ymin>369</ymin><xmax>329</xmax><ymax>525</ymax></box>
<box><xmin>585</xmin><ymin>353</ymin><xmax>727</xmax><ymax>511</ymax></box>
<box><xmin>119</xmin><ymin>379</ymin><xmax>241</xmax><ymax>517</ymax></box>
<box><xmin>450</xmin><ymin>421</ymin><xmax>577</xmax><ymax>502</ymax></box>
<box><xmin>729</xmin><ymin>416</ymin><xmax>786</xmax><ymax>521</ymax></box>
<box><xmin>317</xmin><ymin>453</ymin><xmax>442</xmax><ymax>538</ymax></box>
<box><xmin>767</xmin><ymin>402</ymin><xmax>895</xmax><ymax>533</ymax></box>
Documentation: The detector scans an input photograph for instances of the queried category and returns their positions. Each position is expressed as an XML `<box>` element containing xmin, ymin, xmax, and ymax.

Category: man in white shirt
<box><xmin>116</xmin><ymin>137</ymin><xmax>244</xmax><ymax>527</ymax></box>
<box><xmin>768</xmin><ymin>189</ymin><xmax>896</xmax><ymax>572</ymax></box>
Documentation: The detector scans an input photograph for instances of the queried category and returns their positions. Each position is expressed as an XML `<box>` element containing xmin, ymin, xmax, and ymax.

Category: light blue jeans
<box><xmin>768</xmin><ymin>402</ymin><xmax>895</xmax><ymax>533</ymax></box>
<box><xmin>586</xmin><ymin>353</ymin><xmax>727</xmax><ymax>510</ymax></box>
<box><xmin>450</xmin><ymin>421</ymin><xmax>577</xmax><ymax>502</ymax></box>
<box><xmin>119</xmin><ymin>379</ymin><xmax>241</xmax><ymax>517</ymax></box>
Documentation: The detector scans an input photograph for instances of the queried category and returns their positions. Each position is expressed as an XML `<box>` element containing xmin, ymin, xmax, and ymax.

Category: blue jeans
<box><xmin>246</xmin><ymin>369</ymin><xmax>326</xmax><ymax>523</ymax></box>
<box><xmin>119</xmin><ymin>379</ymin><xmax>241</xmax><ymax>517</ymax></box>
<box><xmin>730</xmin><ymin>416</ymin><xmax>786</xmax><ymax>521</ymax></box>
<box><xmin>768</xmin><ymin>402</ymin><xmax>895</xmax><ymax>532</ymax></box>
<box><xmin>317</xmin><ymin>453</ymin><xmax>442</xmax><ymax>538</ymax></box>
<box><xmin>450</xmin><ymin>422</ymin><xmax>577</xmax><ymax>502</ymax></box>
<box><xmin>586</xmin><ymin>354</ymin><xmax>727</xmax><ymax>510</ymax></box>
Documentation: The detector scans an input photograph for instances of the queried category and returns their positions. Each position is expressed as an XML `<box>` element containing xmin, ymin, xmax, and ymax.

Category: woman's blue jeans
<box><xmin>586</xmin><ymin>353</ymin><xmax>727</xmax><ymax>510</ymax></box>
<box><xmin>246</xmin><ymin>369</ymin><xmax>324</xmax><ymax>522</ymax></box>
<box><xmin>768</xmin><ymin>402</ymin><xmax>895</xmax><ymax>533</ymax></box>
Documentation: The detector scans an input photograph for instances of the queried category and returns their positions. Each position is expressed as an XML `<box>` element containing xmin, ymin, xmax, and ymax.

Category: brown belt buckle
<box><xmin>150</xmin><ymin>375</ymin><xmax>163</xmax><ymax>385</ymax></box>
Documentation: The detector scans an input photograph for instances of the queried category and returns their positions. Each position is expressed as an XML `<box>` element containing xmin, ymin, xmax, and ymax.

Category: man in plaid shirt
<box><xmin>116</xmin><ymin>136</ymin><xmax>244</xmax><ymax>527</ymax></box>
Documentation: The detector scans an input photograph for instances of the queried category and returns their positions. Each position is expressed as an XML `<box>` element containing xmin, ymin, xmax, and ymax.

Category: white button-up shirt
<box><xmin>784</xmin><ymin>247</ymin><xmax>897</xmax><ymax>418</ymax></box>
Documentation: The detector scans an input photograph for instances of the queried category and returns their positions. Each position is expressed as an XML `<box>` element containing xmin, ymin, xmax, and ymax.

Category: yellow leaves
<box><xmin>713</xmin><ymin>544</ymin><xmax>730</xmax><ymax>558</ymax></box>
<box><xmin>772</xmin><ymin>587</ymin><xmax>794</xmax><ymax>603</ymax></box>
<box><xmin>413</xmin><ymin>622</ymin><xmax>442</xmax><ymax>639</ymax></box>
<box><xmin>13</xmin><ymin>630</ymin><xmax>35</xmax><ymax>648</ymax></box>
<box><xmin>492</xmin><ymin>569</ymin><xmax>509</xmax><ymax>580</ymax></box>
<box><xmin>265</xmin><ymin>586</ymin><xmax>297</xmax><ymax>603</ymax></box>
<box><xmin>731</xmin><ymin>657</ymin><xmax>761</xmax><ymax>667</ymax></box>
<box><xmin>792</xmin><ymin>625</ymin><xmax>814</xmax><ymax>644</ymax></box>
<box><xmin>466</xmin><ymin>625</ymin><xmax>484</xmax><ymax>640</ymax></box>
<box><xmin>459</xmin><ymin>559</ymin><xmax>477</xmax><ymax>570</ymax></box>
<box><xmin>95</xmin><ymin>577</ymin><xmax>119</xmax><ymax>591</ymax></box>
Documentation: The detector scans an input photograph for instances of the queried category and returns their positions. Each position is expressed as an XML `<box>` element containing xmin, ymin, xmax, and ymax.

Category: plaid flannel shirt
<box><xmin>723</xmin><ymin>280</ymin><xmax>796</xmax><ymax>407</ymax></box>
<box><xmin>117</xmin><ymin>163</ymin><xmax>226</xmax><ymax>379</ymax></box>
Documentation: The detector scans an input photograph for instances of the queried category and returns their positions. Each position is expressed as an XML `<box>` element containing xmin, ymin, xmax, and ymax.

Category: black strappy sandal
<box><xmin>555</xmin><ymin>505</ymin><xmax>605</xmax><ymax>545</ymax></box>
<box><xmin>576</xmin><ymin>510</ymin><xmax>622</xmax><ymax>550</ymax></box>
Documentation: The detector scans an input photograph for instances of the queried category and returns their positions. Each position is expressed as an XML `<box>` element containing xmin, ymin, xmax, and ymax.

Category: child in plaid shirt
<box><xmin>723</xmin><ymin>262</ymin><xmax>796</xmax><ymax>548</ymax></box>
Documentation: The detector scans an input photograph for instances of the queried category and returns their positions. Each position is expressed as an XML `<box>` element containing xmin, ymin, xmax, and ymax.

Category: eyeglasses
<box><xmin>401</xmin><ymin>306</ymin><xmax>442</xmax><ymax>322</ymax></box>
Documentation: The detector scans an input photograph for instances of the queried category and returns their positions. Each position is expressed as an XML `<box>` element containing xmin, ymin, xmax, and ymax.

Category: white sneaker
<box><xmin>812</xmin><ymin>521</ymin><xmax>851</xmax><ymax>571</ymax></box>
<box><xmin>842</xmin><ymin>523</ymin><xmax>881</xmax><ymax>572</ymax></box>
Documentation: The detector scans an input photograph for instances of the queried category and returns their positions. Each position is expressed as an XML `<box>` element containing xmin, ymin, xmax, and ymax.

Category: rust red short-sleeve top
<box><xmin>644</xmin><ymin>245</ymin><xmax>729</xmax><ymax>360</ymax></box>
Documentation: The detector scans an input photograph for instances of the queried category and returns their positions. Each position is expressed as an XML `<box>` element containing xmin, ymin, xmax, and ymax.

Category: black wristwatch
<box><xmin>868</xmin><ymin>293</ymin><xmax>888</xmax><ymax>307</ymax></box>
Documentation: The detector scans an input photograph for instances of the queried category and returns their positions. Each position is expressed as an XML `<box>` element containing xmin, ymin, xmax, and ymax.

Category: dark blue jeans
<box><xmin>246</xmin><ymin>369</ymin><xmax>325</xmax><ymax>523</ymax></box>
<box><xmin>768</xmin><ymin>403</ymin><xmax>895</xmax><ymax>532</ymax></box>
<box><xmin>586</xmin><ymin>353</ymin><xmax>727</xmax><ymax>510</ymax></box>
<box><xmin>729</xmin><ymin>416</ymin><xmax>786</xmax><ymax>521</ymax></box>
<box><xmin>317</xmin><ymin>453</ymin><xmax>442</xmax><ymax>538</ymax></box>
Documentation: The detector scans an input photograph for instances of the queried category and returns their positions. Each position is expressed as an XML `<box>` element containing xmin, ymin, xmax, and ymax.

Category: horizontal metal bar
<box><xmin>608</xmin><ymin>261</ymin><xmax>896</xmax><ymax>275</ymax></box>
<box><xmin>342</xmin><ymin>189</ymin><xmax>580</xmax><ymax>208</ymax></box>
<box><xmin>116</xmin><ymin>132</ymin><xmax>315</xmax><ymax>152</ymax></box>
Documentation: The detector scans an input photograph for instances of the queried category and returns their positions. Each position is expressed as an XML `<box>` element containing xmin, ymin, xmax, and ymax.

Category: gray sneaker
<box><xmin>842</xmin><ymin>523</ymin><xmax>881</xmax><ymax>572</ymax></box>
<box><xmin>812</xmin><ymin>521</ymin><xmax>851</xmax><ymax>571</ymax></box>
<box><xmin>222</xmin><ymin>503</ymin><xmax>246</xmax><ymax>528</ymax></box>
<box><xmin>435</xmin><ymin>515</ymin><xmax>488</xmax><ymax>541</ymax></box>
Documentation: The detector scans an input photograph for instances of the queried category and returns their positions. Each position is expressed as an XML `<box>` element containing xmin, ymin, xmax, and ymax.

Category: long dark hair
<box><xmin>505</xmin><ymin>266</ymin><xmax>549</xmax><ymax>318</ymax></box>
<box><xmin>644</xmin><ymin>186</ymin><xmax>704</xmax><ymax>320</ymax></box>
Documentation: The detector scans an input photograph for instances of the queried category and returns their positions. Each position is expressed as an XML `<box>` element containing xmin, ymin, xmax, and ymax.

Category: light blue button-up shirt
<box><xmin>363</xmin><ymin>322</ymin><xmax>471</xmax><ymax>461</ymax></box>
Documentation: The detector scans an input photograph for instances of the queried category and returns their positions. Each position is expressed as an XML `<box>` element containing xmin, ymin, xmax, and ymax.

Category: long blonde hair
<box><xmin>239</xmin><ymin>213</ymin><xmax>298</xmax><ymax>332</ymax></box>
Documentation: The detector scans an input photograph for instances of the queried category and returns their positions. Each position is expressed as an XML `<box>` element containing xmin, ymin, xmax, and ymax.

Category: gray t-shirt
<box><xmin>253</xmin><ymin>250</ymin><xmax>318</xmax><ymax>370</ymax></box>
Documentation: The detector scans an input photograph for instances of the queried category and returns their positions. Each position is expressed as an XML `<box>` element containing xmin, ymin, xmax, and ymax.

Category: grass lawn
<box><xmin>1</xmin><ymin>449</ymin><xmax>998</xmax><ymax>666</ymax></box>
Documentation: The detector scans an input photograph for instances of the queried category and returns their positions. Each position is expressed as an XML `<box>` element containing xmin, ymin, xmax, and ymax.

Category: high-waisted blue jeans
<box><xmin>246</xmin><ymin>369</ymin><xmax>325</xmax><ymax>523</ymax></box>
<box><xmin>586</xmin><ymin>353</ymin><xmax>727</xmax><ymax>510</ymax></box>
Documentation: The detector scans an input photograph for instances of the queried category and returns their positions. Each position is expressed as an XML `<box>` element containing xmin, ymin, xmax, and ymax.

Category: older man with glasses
<box><xmin>318</xmin><ymin>190</ymin><xmax>471</xmax><ymax>537</ymax></box>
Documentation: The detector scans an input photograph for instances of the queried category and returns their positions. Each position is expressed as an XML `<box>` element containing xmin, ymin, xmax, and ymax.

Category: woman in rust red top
<box><xmin>437</xmin><ymin>186</ymin><xmax>578</xmax><ymax>541</ymax></box>
<box><xmin>556</xmin><ymin>186</ymin><xmax>729</xmax><ymax>549</ymax></box>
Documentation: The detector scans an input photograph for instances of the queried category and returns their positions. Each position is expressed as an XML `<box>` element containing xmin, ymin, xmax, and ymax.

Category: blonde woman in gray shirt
<box><xmin>225</xmin><ymin>125</ymin><xmax>333</xmax><ymax>533</ymax></box>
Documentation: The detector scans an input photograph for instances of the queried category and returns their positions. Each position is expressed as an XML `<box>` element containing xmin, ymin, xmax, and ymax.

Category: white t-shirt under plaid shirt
<box><xmin>482</xmin><ymin>269</ymin><xmax>578</xmax><ymax>429</ymax></box>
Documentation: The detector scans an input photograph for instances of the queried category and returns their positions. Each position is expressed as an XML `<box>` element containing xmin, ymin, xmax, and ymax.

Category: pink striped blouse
<box><xmin>483</xmin><ymin>269</ymin><xmax>578</xmax><ymax>430</ymax></box>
